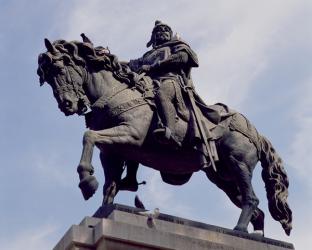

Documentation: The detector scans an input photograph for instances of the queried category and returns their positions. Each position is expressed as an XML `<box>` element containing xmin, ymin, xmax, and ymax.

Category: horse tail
<box><xmin>259</xmin><ymin>135</ymin><xmax>292</xmax><ymax>235</ymax></box>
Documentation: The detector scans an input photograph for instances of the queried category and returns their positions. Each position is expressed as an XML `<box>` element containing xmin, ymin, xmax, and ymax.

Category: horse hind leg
<box><xmin>224</xmin><ymin>182</ymin><xmax>264</xmax><ymax>235</ymax></box>
<box><xmin>250</xmin><ymin>208</ymin><xmax>265</xmax><ymax>235</ymax></box>
<box><xmin>204</xmin><ymin>167</ymin><xmax>264</xmax><ymax>234</ymax></box>
<box><xmin>223</xmin><ymin>184</ymin><xmax>264</xmax><ymax>234</ymax></box>
<box><xmin>228</xmin><ymin>155</ymin><xmax>259</xmax><ymax>233</ymax></box>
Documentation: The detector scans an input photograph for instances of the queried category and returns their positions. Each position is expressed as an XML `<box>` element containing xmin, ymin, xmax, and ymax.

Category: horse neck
<box><xmin>85</xmin><ymin>69</ymin><xmax>125</xmax><ymax>104</ymax></box>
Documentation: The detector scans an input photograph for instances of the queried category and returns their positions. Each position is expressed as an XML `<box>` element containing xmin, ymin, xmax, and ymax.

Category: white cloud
<box><xmin>0</xmin><ymin>224</ymin><xmax>59</xmax><ymax>250</ymax></box>
<box><xmin>60</xmin><ymin>0</ymin><xmax>303</xmax><ymax>109</ymax></box>
<box><xmin>49</xmin><ymin>0</ymin><xmax>311</xmax><ymax>246</ymax></box>
<box><xmin>287</xmin><ymin>78</ymin><xmax>312</xmax><ymax>185</ymax></box>
<box><xmin>31</xmin><ymin>152</ymin><xmax>76</xmax><ymax>188</ymax></box>
<box><xmin>263</xmin><ymin>198</ymin><xmax>312</xmax><ymax>249</ymax></box>
<box><xmin>192</xmin><ymin>0</ymin><xmax>301</xmax><ymax>107</ymax></box>
<box><xmin>138</xmin><ymin>170</ymin><xmax>193</xmax><ymax>218</ymax></box>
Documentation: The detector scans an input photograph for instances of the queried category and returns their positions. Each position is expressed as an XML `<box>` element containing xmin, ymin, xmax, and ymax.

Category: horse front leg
<box><xmin>77</xmin><ymin>125</ymin><xmax>141</xmax><ymax>201</ymax></box>
<box><xmin>77</xmin><ymin>130</ymin><xmax>99</xmax><ymax>200</ymax></box>
<box><xmin>100</xmin><ymin>152</ymin><xmax>124</xmax><ymax>205</ymax></box>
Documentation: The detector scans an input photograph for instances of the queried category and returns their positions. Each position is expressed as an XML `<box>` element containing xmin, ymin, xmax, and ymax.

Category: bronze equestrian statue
<box><xmin>37</xmin><ymin>21</ymin><xmax>292</xmax><ymax>236</ymax></box>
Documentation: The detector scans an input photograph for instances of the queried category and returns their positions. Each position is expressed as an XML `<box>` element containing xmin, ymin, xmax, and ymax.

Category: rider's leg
<box><xmin>154</xmin><ymin>79</ymin><xmax>181</xmax><ymax>146</ymax></box>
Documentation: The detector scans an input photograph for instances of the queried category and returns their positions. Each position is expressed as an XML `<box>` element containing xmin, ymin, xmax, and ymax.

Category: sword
<box><xmin>181</xmin><ymin>73</ymin><xmax>217</xmax><ymax>172</ymax></box>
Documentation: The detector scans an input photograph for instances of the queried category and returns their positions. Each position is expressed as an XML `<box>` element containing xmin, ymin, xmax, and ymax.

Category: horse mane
<box><xmin>38</xmin><ymin>39</ymin><xmax>138</xmax><ymax>86</ymax></box>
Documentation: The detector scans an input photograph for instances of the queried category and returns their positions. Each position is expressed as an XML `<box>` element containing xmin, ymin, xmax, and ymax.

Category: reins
<box><xmin>57</xmin><ymin>64</ymin><xmax>90</xmax><ymax>115</ymax></box>
<box><xmin>91</xmin><ymin>83</ymin><xmax>130</xmax><ymax>109</ymax></box>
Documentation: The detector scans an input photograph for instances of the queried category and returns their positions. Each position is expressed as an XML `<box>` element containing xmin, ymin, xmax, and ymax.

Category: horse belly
<box><xmin>121</xmin><ymin>147</ymin><xmax>203</xmax><ymax>174</ymax></box>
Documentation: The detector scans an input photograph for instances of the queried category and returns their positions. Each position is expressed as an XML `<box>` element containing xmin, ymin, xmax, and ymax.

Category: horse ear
<box><xmin>44</xmin><ymin>38</ymin><xmax>58</xmax><ymax>54</ymax></box>
<box><xmin>81</xmin><ymin>33</ymin><xmax>93</xmax><ymax>45</ymax></box>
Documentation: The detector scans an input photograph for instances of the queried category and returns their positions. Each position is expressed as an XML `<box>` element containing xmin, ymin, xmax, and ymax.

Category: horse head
<box><xmin>38</xmin><ymin>36</ymin><xmax>136</xmax><ymax>117</ymax></box>
<box><xmin>37</xmin><ymin>38</ymin><xmax>95</xmax><ymax>116</ymax></box>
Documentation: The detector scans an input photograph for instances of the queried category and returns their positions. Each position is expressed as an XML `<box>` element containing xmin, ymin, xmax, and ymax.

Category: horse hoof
<box><xmin>119</xmin><ymin>177</ymin><xmax>138</xmax><ymax>192</ymax></box>
<box><xmin>79</xmin><ymin>175</ymin><xmax>99</xmax><ymax>200</ymax></box>
<box><xmin>233</xmin><ymin>225</ymin><xmax>248</xmax><ymax>234</ymax></box>
<box><xmin>250</xmin><ymin>230</ymin><xmax>264</xmax><ymax>237</ymax></box>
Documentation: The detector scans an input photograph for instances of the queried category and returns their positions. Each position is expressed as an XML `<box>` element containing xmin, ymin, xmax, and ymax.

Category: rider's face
<box><xmin>154</xmin><ymin>26</ymin><xmax>171</xmax><ymax>45</ymax></box>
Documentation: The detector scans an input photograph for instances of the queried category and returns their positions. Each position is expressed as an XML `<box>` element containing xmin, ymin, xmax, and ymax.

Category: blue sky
<box><xmin>0</xmin><ymin>1</ymin><xmax>311</xmax><ymax>249</ymax></box>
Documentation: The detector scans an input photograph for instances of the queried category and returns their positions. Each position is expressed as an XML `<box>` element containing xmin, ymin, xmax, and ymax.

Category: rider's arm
<box><xmin>129</xmin><ymin>57</ymin><xmax>144</xmax><ymax>72</ymax></box>
<box><xmin>154</xmin><ymin>51</ymin><xmax>189</xmax><ymax>69</ymax></box>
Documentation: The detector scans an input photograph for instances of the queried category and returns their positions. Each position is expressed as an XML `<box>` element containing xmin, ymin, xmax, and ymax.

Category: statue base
<box><xmin>53</xmin><ymin>204</ymin><xmax>294</xmax><ymax>250</ymax></box>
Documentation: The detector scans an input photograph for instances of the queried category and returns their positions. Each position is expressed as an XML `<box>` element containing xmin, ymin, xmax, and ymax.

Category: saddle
<box><xmin>133</xmin><ymin>74</ymin><xmax>236</xmax><ymax>147</ymax></box>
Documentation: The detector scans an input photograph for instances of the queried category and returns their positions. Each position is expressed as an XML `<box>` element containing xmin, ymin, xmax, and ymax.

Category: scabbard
<box><xmin>186</xmin><ymin>88</ymin><xmax>217</xmax><ymax>171</ymax></box>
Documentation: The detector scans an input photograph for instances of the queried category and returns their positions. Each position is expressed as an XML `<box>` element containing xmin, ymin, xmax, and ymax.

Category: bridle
<box><xmin>54</xmin><ymin>61</ymin><xmax>91</xmax><ymax>115</ymax></box>
<box><xmin>50</xmin><ymin>49</ymin><xmax>147</xmax><ymax>118</ymax></box>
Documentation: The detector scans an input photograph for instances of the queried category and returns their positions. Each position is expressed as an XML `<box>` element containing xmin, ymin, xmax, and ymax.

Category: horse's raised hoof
<box><xmin>233</xmin><ymin>225</ymin><xmax>248</xmax><ymax>234</ymax></box>
<box><xmin>79</xmin><ymin>175</ymin><xmax>99</xmax><ymax>200</ymax></box>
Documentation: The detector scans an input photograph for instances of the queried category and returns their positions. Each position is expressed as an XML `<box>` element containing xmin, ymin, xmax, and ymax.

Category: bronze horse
<box><xmin>37</xmin><ymin>38</ymin><xmax>292</xmax><ymax>236</ymax></box>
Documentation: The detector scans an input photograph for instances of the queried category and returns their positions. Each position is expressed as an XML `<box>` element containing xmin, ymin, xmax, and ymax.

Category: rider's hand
<box><xmin>141</xmin><ymin>65</ymin><xmax>152</xmax><ymax>72</ymax></box>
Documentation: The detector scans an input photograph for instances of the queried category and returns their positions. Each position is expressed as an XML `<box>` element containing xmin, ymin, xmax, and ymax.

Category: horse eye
<box><xmin>53</xmin><ymin>66</ymin><xmax>65</xmax><ymax>75</ymax></box>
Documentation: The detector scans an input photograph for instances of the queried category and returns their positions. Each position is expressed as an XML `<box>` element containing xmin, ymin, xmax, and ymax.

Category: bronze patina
<box><xmin>37</xmin><ymin>21</ymin><xmax>292</xmax><ymax>236</ymax></box>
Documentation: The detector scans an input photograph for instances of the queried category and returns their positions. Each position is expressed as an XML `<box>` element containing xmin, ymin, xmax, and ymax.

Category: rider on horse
<box><xmin>37</xmin><ymin>30</ymin><xmax>293</xmax><ymax>236</ymax></box>
<box><xmin>129</xmin><ymin>20</ymin><xmax>211</xmax><ymax>147</ymax></box>
<box><xmin>119</xmin><ymin>21</ymin><xmax>222</xmax><ymax>190</ymax></box>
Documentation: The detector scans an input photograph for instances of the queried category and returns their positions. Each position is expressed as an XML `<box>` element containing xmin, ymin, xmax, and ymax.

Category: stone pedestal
<box><xmin>54</xmin><ymin>204</ymin><xmax>294</xmax><ymax>250</ymax></box>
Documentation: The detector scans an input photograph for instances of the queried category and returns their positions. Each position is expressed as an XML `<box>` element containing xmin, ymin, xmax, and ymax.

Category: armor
<box><xmin>129</xmin><ymin>21</ymin><xmax>199</xmax><ymax>146</ymax></box>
